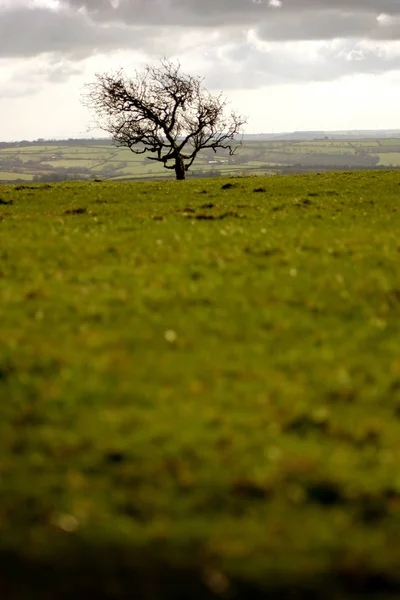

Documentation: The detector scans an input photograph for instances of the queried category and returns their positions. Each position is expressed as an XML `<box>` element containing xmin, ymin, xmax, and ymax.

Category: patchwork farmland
<box><xmin>1</xmin><ymin>137</ymin><xmax>400</xmax><ymax>183</ymax></box>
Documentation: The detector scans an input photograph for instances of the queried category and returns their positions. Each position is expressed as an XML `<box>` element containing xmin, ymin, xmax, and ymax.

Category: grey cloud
<box><xmin>1</xmin><ymin>0</ymin><xmax>400</xmax><ymax>62</ymax></box>
<box><xmin>1</xmin><ymin>0</ymin><xmax>400</xmax><ymax>94</ymax></box>
<box><xmin>256</xmin><ymin>11</ymin><xmax>384</xmax><ymax>42</ymax></box>
<box><xmin>204</xmin><ymin>40</ymin><xmax>400</xmax><ymax>89</ymax></box>
<box><xmin>64</xmin><ymin>0</ymin><xmax>274</xmax><ymax>26</ymax></box>
<box><xmin>62</xmin><ymin>0</ymin><xmax>400</xmax><ymax>35</ymax></box>
<box><xmin>0</xmin><ymin>58</ymin><xmax>82</xmax><ymax>99</ymax></box>
<box><xmin>0</xmin><ymin>7</ymin><xmax>145</xmax><ymax>58</ymax></box>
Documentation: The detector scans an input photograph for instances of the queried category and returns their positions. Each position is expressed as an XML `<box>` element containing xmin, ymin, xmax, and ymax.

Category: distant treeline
<box><xmin>0</xmin><ymin>139</ymin><xmax>111</xmax><ymax>149</ymax></box>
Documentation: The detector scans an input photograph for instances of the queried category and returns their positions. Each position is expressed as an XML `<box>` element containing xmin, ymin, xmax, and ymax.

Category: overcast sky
<box><xmin>1</xmin><ymin>0</ymin><xmax>400</xmax><ymax>141</ymax></box>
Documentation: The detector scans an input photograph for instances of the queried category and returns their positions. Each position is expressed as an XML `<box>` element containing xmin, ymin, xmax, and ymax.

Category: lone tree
<box><xmin>83</xmin><ymin>60</ymin><xmax>247</xmax><ymax>180</ymax></box>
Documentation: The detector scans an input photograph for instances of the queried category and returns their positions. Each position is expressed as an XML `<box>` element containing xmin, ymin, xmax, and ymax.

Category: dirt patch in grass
<box><xmin>64</xmin><ymin>207</ymin><xmax>88</xmax><ymax>215</ymax></box>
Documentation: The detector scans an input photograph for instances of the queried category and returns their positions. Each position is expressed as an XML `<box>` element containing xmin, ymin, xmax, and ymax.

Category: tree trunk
<box><xmin>174</xmin><ymin>156</ymin><xmax>186</xmax><ymax>180</ymax></box>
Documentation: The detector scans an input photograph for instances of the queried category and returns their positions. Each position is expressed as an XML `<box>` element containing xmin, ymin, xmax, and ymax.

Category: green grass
<box><xmin>378</xmin><ymin>153</ymin><xmax>400</xmax><ymax>166</ymax></box>
<box><xmin>290</xmin><ymin>143</ymin><xmax>357</xmax><ymax>155</ymax></box>
<box><xmin>2</xmin><ymin>172</ymin><xmax>400</xmax><ymax>598</ymax></box>
<box><xmin>14</xmin><ymin>145</ymin><xmax>61</xmax><ymax>152</ymax></box>
<box><xmin>0</xmin><ymin>171</ymin><xmax>33</xmax><ymax>181</ymax></box>
<box><xmin>40</xmin><ymin>159</ymin><xmax>100</xmax><ymax>168</ymax></box>
<box><xmin>15</xmin><ymin>154</ymin><xmax>45</xmax><ymax>164</ymax></box>
<box><xmin>352</xmin><ymin>141</ymin><xmax>380</xmax><ymax>149</ymax></box>
<box><xmin>378</xmin><ymin>138</ymin><xmax>400</xmax><ymax>146</ymax></box>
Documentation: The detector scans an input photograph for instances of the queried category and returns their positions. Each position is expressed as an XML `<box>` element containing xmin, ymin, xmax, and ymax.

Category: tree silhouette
<box><xmin>83</xmin><ymin>60</ymin><xmax>246</xmax><ymax>180</ymax></box>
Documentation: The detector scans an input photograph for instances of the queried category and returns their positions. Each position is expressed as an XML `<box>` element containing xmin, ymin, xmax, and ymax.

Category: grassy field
<box><xmin>0</xmin><ymin>171</ymin><xmax>33</xmax><ymax>181</ymax></box>
<box><xmin>378</xmin><ymin>153</ymin><xmax>400</xmax><ymax>167</ymax></box>
<box><xmin>1</xmin><ymin>171</ymin><xmax>400</xmax><ymax>599</ymax></box>
<box><xmin>2</xmin><ymin>138</ymin><xmax>400</xmax><ymax>182</ymax></box>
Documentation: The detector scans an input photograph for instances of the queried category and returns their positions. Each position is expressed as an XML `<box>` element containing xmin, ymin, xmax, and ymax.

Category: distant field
<box><xmin>2</xmin><ymin>172</ymin><xmax>400</xmax><ymax>599</ymax></box>
<box><xmin>0</xmin><ymin>171</ymin><xmax>33</xmax><ymax>181</ymax></box>
<box><xmin>353</xmin><ymin>141</ymin><xmax>380</xmax><ymax>148</ymax></box>
<box><xmin>378</xmin><ymin>139</ymin><xmax>400</xmax><ymax>147</ymax></box>
<box><xmin>41</xmin><ymin>159</ymin><xmax>102</xmax><ymax>168</ymax></box>
<box><xmin>1</xmin><ymin>138</ymin><xmax>400</xmax><ymax>182</ymax></box>
<box><xmin>378</xmin><ymin>153</ymin><xmax>400</xmax><ymax>166</ymax></box>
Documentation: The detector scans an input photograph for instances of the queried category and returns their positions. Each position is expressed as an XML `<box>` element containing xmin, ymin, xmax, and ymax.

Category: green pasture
<box><xmin>378</xmin><ymin>153</ymin><xmax>400</xmax><ymax>167</ymax></box>
<box><xmin>14</xmin><ymin>145</ymin><xmax>61</xmax><ymax>153</ymax></box>
<box><xmin>1</xmin><ymin>171</ymin><xmax>400</xmax><ymax>599</ymax></box>
<box><xmin>296</xmin><ymin>141</ymin><xmax>352</xmax><ymax>148</ymax></box>
<box><xmin>1</xmin><ymin>138</ymin><xmax>400</xmax><ymax>183</ymax></box>
<box><xmin>352</xmin><ymin>141</ymin><xmax>380</xmax><ymax>148</ymax></box>
<box><xmin>40</xmin><ymin>159</ymin><xmax>101</xmax><ymax>169</ymax></box>
<box><xmin>0</xmin><ymin>171</ymin><xmax>33</xmax><ymax>181</ymax></box>
<box><xmin>378</xmin><ymin>139</ymin><xmax>400</xmax><ymax>147</ymax></box>
<box><xmin>289</xmin><ymin>146</ymin><xmax>357</xmax><ymax>155</ymax></box>
<box><xmin>15</xmin><ymin>154</ymin><xmax>46</xmax><ymax>164</ymax></box>
<box><xmin>55</xmin><ymin>152</ymin><xmax>111</xmax><ymax>159</ymax></box>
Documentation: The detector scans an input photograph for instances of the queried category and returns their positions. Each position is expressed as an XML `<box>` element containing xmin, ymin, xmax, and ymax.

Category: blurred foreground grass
<box><xmin>1</xmin><ymin>172</ymin><xmax>400</xmax><ymax>598</ymax></box>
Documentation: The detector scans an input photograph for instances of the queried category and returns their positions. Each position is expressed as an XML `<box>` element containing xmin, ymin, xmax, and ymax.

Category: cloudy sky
<box><xmin>1</xmin><ymin>0</ymin><xmax>400</xmax><ymax>141</ymax></box>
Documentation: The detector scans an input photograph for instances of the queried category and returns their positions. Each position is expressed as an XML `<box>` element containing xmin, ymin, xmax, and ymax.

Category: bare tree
<box><xmin>82</xmin><ymin>60</ymin><xmax>247</xmax><ymax>180</ymax></box>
